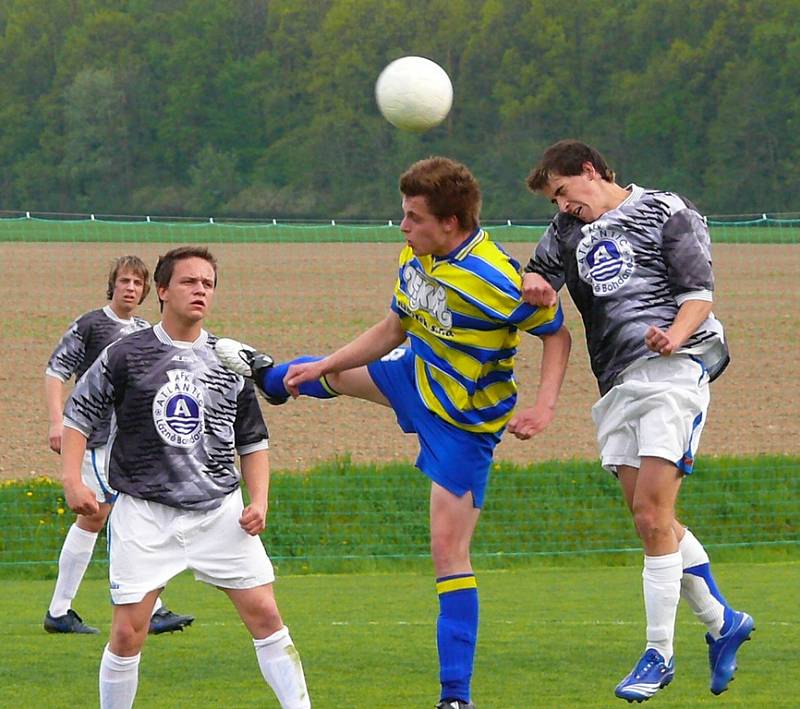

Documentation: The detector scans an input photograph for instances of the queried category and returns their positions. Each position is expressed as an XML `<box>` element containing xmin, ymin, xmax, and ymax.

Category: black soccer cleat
<box><xmin>148</xmin><ymin>607</ymin><xmax>195</xmax><ymax>635</ymax></box>
<box><xmin>44</xmin><ymin>609</ymin><xmax>99</xmax><ymax>634</ymax></box>
<box><xmin>436</xmin><ymin>700</ymin><xmax>476</xmax><ymax>709</ymax></box>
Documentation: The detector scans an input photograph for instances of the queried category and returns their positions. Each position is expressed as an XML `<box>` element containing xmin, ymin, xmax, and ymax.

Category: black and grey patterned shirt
<box><xmin>46</xmin><ymin>305</ymin><xmax>150</xmax><ymax>448</ymax></box>
<box><xmin>63</xmin><ymin>323</ymin><xmax>269</xmax><ymax>511</ymax></box>
<box><xmin>526</xmin><ymin>184</ymin><xmax>729</xmax><ymax>395</ymax></box>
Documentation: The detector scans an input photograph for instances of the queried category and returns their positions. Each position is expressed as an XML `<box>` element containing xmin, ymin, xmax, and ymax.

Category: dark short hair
<box><xmin>527</xmin><ymin>139</ymin><xmax>615</xmax><ymax>192</ymax></box>
<box><xmin>106</xmin><ymin>255</ymin><xmax>150</xmax><ymax>303</ymax></box>
<box><xmin>399</xmin><ymin>156</ymin><xmax>481</xmax><ymax>232</ymax></box>
<box><xmin>153</xmin><ymin>246</ymin><xmax>218</xmax><ymax>309</ymax></box>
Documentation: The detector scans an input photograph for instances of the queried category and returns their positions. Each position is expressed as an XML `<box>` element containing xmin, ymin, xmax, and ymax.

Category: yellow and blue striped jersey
<box><xmin>391</xmin><ymin>228</ymin><xmax>563</xmax><ymax>433</ymax></box>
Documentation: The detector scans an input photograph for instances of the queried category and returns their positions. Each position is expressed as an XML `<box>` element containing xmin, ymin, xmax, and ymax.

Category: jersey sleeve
<box><xmin>524</xmin><ymin>221</ymin><xmax>566</xmax><ymax>291</ymax></box>
<box><xmin>233</xmin><ymin>380</ymin><xmax>269</xmax><ymax>455</ymax></box>
<box><xmin>516</xmin><ymin>300</ymin><xmax>565</xmax><ymax>336</ymax></box>
<box><xmin>454</xmin><ymin>255</ymin><xmax>565</xmax><ymax>337</ymax></box>
<box><xmin>45</xmin><ymin>316</ymin><xmax>87</xmax><ymax>382</ymax></box>
<box><xmin>62</xmin><ymin>344</ymin><xmax>116</xmax><ymax>437</ymax></box>
<box><xmin>662</xmin><ymin>208</ymin><xmax>716</xmax><ymax>298</ymax></box>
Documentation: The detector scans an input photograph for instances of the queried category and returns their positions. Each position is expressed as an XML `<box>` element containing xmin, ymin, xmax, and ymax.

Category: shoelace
<box><xmin>635</xmin><ymin>651</ymin><xmax>663</xmax><ymax>678</ymax></box>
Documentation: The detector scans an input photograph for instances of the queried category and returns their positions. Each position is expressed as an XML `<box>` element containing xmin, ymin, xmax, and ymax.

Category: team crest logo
<box><xmin>152</xmin><ymin>369</ymin><xmax>204</xmax><ymax>448</ymax></box>
<box><xmin>576</xmin><ymin>227</ymin><xmax>635</xmax><ymax>296</ymax></box>
<box><xmin>402</xmin><ymin>264</ymin><xmax>453</xmax><ymax>329</ymax></box>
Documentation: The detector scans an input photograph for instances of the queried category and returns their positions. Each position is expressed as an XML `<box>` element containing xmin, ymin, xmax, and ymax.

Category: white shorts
<box><xmin>81</xmin><ymin>445</ymin><xmax>116</xmax><ymax>504</ymax></box>
<box><xmin>591</xmin><ymin>355</ymin><xmax>710</xmax><ymax>476</ymax></box>
<box><xmin>108</xmin><ymin>488</ymin><xmax>275</xmax><ymax>604</ymax></box>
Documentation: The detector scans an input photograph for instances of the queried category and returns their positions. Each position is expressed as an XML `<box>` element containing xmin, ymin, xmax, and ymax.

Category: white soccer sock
<box><xmin>642</xmin><ymin>551</ymin><xmax>682</xmax><ymax>663</ymax></box>
<box><xmin>253</xmin><ymin>626</ymin><xmax>311</xmax><ymax>709</ymax></box>
<box><xmin>99</xmin><ymin>644</ymin><xmax>140</xmax><ymax>709</ymax></box>
<box><xmin>151</xmin><ymin>596</ymin><xmax>163</xmax><ymax>616</ymax></box>
<box><xmin>679</xmin><ymin>529</ymin><xmax>726</xmax><ymax>638</ymax></box>
<box><xmin>49</xmin><ymin>523</ymin><xmax>98</xmax><ymax>617</ymax></box>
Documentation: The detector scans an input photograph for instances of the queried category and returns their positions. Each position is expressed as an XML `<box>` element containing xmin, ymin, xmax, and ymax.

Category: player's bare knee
<box><xmin>109</xmin><ymin>618</ymin><xmax>147</xmax><ymax>656</ymax></box>
<box><xmin>430</xmin><ymin>535</ymin><xmax>469</xmax><ymax>573</ymax></box>
<box><xmin>632</xmin><ymin>509</ymin><xmax>673</xmax><ymax>544</ymax></box>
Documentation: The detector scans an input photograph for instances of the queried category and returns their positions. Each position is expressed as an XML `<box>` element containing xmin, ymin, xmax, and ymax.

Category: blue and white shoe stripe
<box><xmin>615</xmin><ymin>649</ymin><xmax>675</xmax><ymax>702</ymax></box>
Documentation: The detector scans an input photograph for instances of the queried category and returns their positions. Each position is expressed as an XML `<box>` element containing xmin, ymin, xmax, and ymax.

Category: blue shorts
<box><xmin>367</xmin><ymin>347</ymin><xmax>500</xmax><ymax>508</ymax></box>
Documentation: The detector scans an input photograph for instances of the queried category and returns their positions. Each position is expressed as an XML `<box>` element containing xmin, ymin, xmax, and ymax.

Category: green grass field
<box><xmin>1</xmin><ymin>563</ymin><xmax>795</xmax><ymax>707</ymax></box>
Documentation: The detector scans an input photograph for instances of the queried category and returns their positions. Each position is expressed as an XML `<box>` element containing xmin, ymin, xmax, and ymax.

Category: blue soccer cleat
<box><xmin>707</xmin><ymin>610</ymin><xmax>754</xmax><ymax>695</ymax></box>
<box><xmin>615</xmin><ymin>649</ymin><xmax>675</xmax><ymax>703</ymax></box>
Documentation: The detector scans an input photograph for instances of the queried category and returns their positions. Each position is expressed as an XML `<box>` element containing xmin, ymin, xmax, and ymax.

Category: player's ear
<box><xmin>442</xmin><ymin>213</ymin><xmax>459</xmax><ymax>232</ymax></box>
<box><xmin>581</xmin><ymin>161</ymin><xmax>597</xmax><ymax>180</ymax></box>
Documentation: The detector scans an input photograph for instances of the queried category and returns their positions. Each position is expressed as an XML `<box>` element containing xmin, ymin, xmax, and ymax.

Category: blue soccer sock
<box><xmin>260</xmin><ymin>356</ymin><xmax>339</xmax><ymax>400</ymax></box>
<box><xmin>679</xmin><ymin>529</ymin><xmax>732</xmax><ymax>638</ymax></box>
<box><xmin>436</xmin><ymin>573</ymin><xmax>478</xmax><ymax>703</ymax></box>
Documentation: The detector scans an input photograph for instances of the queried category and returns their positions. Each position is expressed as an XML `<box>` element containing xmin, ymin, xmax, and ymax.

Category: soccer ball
<box><xmin>375</xmin><ymin>56</ymin><xmax>453</xmax><ymax>132</ymax></box>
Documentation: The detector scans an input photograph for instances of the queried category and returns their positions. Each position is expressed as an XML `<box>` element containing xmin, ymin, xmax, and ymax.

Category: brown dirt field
<box><xmin>1</xmin><ymin>241</ymin><xmax>797</xmax><ymax>481</ymax></box>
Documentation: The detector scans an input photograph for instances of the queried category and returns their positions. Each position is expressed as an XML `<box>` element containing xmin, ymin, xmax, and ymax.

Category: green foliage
<box><xmin>2</xmin><ymin>564</ymin><xmax>797</xmax><ymax>706</ymax></box>
<box><xmin>2</xmin><ymin>455</ymin><xmax>797</xmax><ymax>577</ymax></box>
<box><xmin>1</xmin><ymin>0</ymin><xmax>799</xmax><ymax>216</ymax></box>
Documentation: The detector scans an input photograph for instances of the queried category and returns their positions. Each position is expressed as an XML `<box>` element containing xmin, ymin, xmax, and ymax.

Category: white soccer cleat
<box><xmin>214</xmin><ymin>338</ymin><xmax>274</xmax><ymax>379</ymax></box>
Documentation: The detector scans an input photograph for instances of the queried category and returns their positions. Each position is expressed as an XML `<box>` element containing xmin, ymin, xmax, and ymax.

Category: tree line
<box><xmin>1</xmin><ymin>0</ymin><xmax>797</xmax><ymax>220</ymax></box>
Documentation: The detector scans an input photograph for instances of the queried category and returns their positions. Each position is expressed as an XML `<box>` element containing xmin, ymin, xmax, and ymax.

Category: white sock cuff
<box><xmin>254</xmin><ymin>625</ymin><xmax>290</xmax><ymax>648</ymax></box>
<box><xmin>67</xmin><ymin>523</ymin><xmax>100</xmax><ymax>552</ymax></box>
<box><xmin>643</xmin><ymin>551</ymin><xmax>683</xmax><ymax>581</ymax></box>
<box><xmin>102</xmin><ymin>645</ymin><xmax>141</xmax><ymax>672</ymax></box>
<box><xmin>678</xmin><ymin>528</ymin><xmax>710</xmax><ymax>568</ymax></box>
<box><xmin>644</xmin><ymin>551</ymin><xmax>682</xmax><ymax>569</ymax></box>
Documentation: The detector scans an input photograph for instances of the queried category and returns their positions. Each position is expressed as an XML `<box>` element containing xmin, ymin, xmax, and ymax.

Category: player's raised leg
<box><xmin>214</xmin><ymin>339</ymin><xmax>335</xmax><ymax>404</ymax></box>
<box><xmin>214</xmin><ymin>338</ymin><xmax>390</xmax><ymax>406</ymax></box>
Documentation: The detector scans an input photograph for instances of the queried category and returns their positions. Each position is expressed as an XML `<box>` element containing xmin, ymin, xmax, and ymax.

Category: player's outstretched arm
<box><xmin>239</xmin><ymin>449</ymin><xmax>269</xmax><ymax>536</ymax></box>
<box><xmin>61</xmin><ymin>426</ymin><xmax>99</xmax><ymax>516</ymax></box>
<box><xmin>508</xmin><ymin>325</ymin><xmax>571</xmax><ymax>440</ymax></box>
<box><xmin>285</xmin><ymin>312</ymin><xmax>406</xmax><ymax>396</ymax></box>
<box><xmin>645</xmin><ymin>299</ymin><xmax>714</xmax><ymax>356</ymax></box>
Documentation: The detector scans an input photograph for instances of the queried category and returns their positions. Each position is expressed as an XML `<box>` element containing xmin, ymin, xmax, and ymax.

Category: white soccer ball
<box><xmin>375</xmin><ymin>56</ymin><xmax>453</xmax><ymax>133</ymax></box>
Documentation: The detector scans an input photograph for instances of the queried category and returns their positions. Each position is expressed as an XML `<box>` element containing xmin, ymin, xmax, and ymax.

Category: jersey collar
<box><xmin>102</xmin><ymin>304</ymin><xmax>134</xmax><ymax>324</ymax></box>
<box><xmin>438</xmin><ymin>227</ymin><xmax>485</xmax><ymax>262</ymax></box>
<box><xmin>153</xmin><ymin>322</ymin><xmax>209</xmax><ymax>349</ymax></box>
<box><xmin>618</xmin><ymin>183</ymin><xmax>645</xmax><ymax>209</ymax></box>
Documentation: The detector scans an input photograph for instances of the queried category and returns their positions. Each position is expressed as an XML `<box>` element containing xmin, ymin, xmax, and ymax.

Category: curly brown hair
<box><xmin>399</xmin><ymin>156</ymin><xmax>481</xmax><ymax>232</ymax></box>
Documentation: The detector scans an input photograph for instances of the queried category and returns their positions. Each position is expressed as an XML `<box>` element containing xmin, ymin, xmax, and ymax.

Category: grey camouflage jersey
<box><xmin>46</xmin><ymin>306</ymin><xmax>150</xmax><ymax>448</ymax></box>
<box><xmin>525</xmin><ymin>184</ymin><xmax>729</xmax><ymax>395</ymax></box>
<box><xmin>63</xmin><ymin>323</ymin><xmax>269</xmax><ymax>511</ymax></box>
